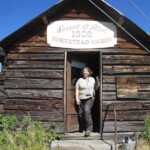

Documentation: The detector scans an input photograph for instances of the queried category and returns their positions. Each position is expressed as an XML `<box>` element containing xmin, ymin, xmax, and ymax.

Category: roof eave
<box><xmin>91</xmin><ymin>0</ymin><xmax>150</xmax><ymax>51</ymax></box>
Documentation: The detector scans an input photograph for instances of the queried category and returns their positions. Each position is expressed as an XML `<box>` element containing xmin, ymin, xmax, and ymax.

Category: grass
<box><xmin>0</xmin><ymin>114</ymin><xmax>62</xmax><ymax>150</ymax></box>
<box><xmin>143</xmin><ymin>114</ymin><xmax>150</xmax><ymax>142</ymax></box>
<box><xmin>135</xmin><ymin>113</ymin><xmax>150</xmax><ymax>150</ymax></box>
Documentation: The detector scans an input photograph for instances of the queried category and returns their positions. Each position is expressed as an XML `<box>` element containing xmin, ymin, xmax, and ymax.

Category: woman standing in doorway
<box><xmin>75</xmin><ymin>67</ymin><xmax>97</xmax><ymax>137</ymax></box>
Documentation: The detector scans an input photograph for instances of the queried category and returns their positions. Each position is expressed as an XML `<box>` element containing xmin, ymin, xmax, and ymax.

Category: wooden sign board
<box><xmin>47</xmin><ymin>21</ymin><xmax>117</xmax><ymax>49</ymax></box>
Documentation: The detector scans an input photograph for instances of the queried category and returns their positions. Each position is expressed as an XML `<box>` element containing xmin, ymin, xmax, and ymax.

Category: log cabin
<box><xmin>0</xmin><ymin>0</ymin><xmax>150</xmax><ymax>139</ymax></box>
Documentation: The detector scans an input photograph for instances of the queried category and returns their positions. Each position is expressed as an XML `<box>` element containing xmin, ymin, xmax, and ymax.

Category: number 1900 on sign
<box><xmin>72</xmin><ymin>31</ymin><xmax>92</xmax><ymax>38</ymax></box>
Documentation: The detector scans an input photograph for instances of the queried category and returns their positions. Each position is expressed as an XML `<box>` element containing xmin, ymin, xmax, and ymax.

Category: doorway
<box><xmin>66</xmin><ymin>51</ymin><xmax>101</xmax><ymax>133</ymax></box>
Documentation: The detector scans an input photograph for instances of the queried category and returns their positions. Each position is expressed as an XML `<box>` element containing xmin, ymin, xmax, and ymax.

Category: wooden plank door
<box><xmin>66</xmin><ymin>59</ymin><xmax>79</xmax><ymax>132</ymax></box>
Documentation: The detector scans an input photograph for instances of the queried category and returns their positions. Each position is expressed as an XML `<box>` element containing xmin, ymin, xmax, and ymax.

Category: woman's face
<box><xmin>83</xmin><ymin>68</ymin><xmax>90</xmax><ymax>78</ymax></box>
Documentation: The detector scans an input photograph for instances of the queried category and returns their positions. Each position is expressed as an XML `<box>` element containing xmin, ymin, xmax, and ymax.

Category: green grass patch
<box><xmin>143</xmin><ymin>113</ymin><xmax>150</xmax><ymax>143</ymax></box>
<box><xmin>135</xmin><ymin>113</ymin><xmax>150</xmax><ymax>150</ymax></box>
<box><xmin>0</xmin><ymin>114</ymin><xmax>62</xmax><ymax>150</ymax></box>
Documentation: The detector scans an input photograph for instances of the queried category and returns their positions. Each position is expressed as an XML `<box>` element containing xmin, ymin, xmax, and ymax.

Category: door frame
<box><xmin>63</xmin><ymin>51</ymin><xmax>67</xmax><ymax>134</ymax></box>
<box><xmin>63</xmin><ymin>50</ymin><xmax>103</xmax><ymax>134</ymax></box>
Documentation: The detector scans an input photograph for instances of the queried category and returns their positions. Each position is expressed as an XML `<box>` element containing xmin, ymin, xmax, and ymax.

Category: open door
<box><xmin>66</xmin><ymin>52</ymin><xmax>101</xmax><ymax>133</ymax></box>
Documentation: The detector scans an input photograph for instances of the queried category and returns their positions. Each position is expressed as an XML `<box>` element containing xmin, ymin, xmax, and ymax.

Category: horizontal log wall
<box><xmin>4</xmin><ymin>51</ymin><xmax>64</xmax><ymax>132</ymax></box>
<box><xmin>102</xmin><ymin>50</ymin><xmax>150</xmax><ymax>133</ymax></box>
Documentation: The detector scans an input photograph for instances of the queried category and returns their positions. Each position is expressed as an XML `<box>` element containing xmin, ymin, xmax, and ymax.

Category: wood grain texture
<box><xmin>10</xmin><ymin>47</ymin><xmax>64</xmax><ymax>53</ymax></box>
<box><xmin>103</xmin><ymin>110</ymin><xmax>149</xmax><ymax>121</ymax></box>
<box><xmin>103</xmin><ymin>121</ymin><xmax>144</xmax><ymax>132</ymax></box>
<box><xmin>0</xmin><ymin>104</ymin><xmax>4</xmax><ymax>113</ymax></box>
<box><xmin>6</xmin><ymin>69</ymin><xmax>63</xmax><ymax>79</ymax></box>
<box><xmin>103</xmin><ymin>101</ymin><xmax>150</xmax><ymax>110</ymax></box>
<box><xmin>103</xmin><ymin>55</ymin><xmax>150</xmax><ymax>65</ymax></box>
<box><xmin>103</xmin><ymin>65</ymin><xmax>150</xmax><ymax>74</ymax></box>
<box><xmin>102</xmin><ymin>92</ymin><xmax>150</xmax><ymax>100</ymax></box>
<box><xmin>7</xmin><ymin>60</ymin><xmax>64</xmax><ymax>69</ymax></box>
<box><xmin>4</xmin><ymin>99</ymin><xmax>63</xmax><ymax>111</ymax></box>
<box><xmin>103</xmin><ymin>75</ymin><xmax>150</xmax><ymax>84</ymax></box>
<box><xmin>10</xmin><ymin>47</ymin><xmax>148</xmax><ymax>55</ymax></box>
<box><xmin>5</xmin><ymin>89</ymin><xmax>63</xmax><ymax>99</ymax></box>
<box><xmin>103</xmin><ymin>83</ymin><xmax>150</xmax><ymax>92</ymax></box>
<box><xmin>7</xmin><ymin>53</ymin><xmax>64</xmax><ymax>60</ymax></box>
<box><xmin>5</xmin><ymin>78</ymin><xmax>63</xmax><ymax>89</ymax></box>
<box><xmin>4</xmin><ymin>110</ymin><xmax>63</xmax><ymax>121</ymax></box>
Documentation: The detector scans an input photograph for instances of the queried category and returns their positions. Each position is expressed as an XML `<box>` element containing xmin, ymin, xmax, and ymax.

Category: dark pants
<box><xmin>78</xmin><ymin>97</ymin><xmax>94</xmax><ymax>131</ymax></box>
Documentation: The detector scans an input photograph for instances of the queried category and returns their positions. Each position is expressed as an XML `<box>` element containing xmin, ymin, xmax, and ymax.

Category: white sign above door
<box><xmin>47</xmin><ymin>21</ymin><xmax>117</xmax><ymax>49</ymax></box>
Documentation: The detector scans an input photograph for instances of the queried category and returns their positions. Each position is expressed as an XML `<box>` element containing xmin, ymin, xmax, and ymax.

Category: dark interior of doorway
<box><xmin>68</xmin><ymin>52</ymin><xmax>100</xmax><ymax>132</ymax></box>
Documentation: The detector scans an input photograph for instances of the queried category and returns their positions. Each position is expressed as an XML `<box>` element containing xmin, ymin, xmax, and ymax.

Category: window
<box><xmin>0</xmin><ymin>47</ymin><xmax>5</xmax><ymax>73</ymax></box>
<box><xmin>0</xmin><ymin>63</ymin><xmax>2</xmax><ymax>72</ymax></box>
<box><xmin>116</xmin><ymin>77</ymin><xmax>138</xmax><ymax>99</ymax></box>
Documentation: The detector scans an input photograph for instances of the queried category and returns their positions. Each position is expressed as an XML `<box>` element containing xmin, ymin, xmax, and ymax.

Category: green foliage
<box><xmin>0</xmin><ymin>114</ymin><xmax>17</xmax><ymax>130</ymax></box>
<box><xmin>143</xmin><ymin>113</ymin><xmax>150</xmax><ymax>143</ymax></box>
<box><xmin>0</xmin><ymin>114</ymin><xmax>62</xmax><ymax>150</ymax></box>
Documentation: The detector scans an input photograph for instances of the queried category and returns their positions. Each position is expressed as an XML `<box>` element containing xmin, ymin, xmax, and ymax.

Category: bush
<box><xmin>143</xmin><ymin>113</ymin><xmax>150</xmax><ymax>143</ymax></box>
<box><xmin>0</xmin><ymin>114</ymin><xmax>61</xmax><ymax>150</ymax></box>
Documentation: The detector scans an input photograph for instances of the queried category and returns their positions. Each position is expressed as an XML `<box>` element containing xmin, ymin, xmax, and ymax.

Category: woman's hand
<box><xmin>76</xmin><ymin>98</ymin><xmax>80</xmax><ymax>105</ymax></box>
<box><xmin>75</xmin><ymin>89</ymin><xmax>80</xmax><ymax>105</ymax></box>
<box><xmin>94</xmin><ymin>76</ymin><xmax>100</xmax><ymax>90</ymax></box>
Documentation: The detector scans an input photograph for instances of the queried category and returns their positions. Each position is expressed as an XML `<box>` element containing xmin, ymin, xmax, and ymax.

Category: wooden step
<box><xmin>61</xmin><ymin>132</ymin><xmax>138</xmax><ymax>143</ymax></box>
<box><xmin>61</xmin><ymin>132</ymin><xmax>101</xmax><ymax>140</ymax></box>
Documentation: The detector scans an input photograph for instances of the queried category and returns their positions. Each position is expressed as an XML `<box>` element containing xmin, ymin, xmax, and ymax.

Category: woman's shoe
<box><xmin>84</xmin><ymin>130</ymin><xmax>91</xmax><ymax>137</ymax></box>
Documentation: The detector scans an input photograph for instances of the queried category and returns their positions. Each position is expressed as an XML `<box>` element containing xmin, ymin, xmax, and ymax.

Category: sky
<box><xmin>0</xmin><ymin>0</ymin><xmax>150</xmax><ymax>41</ymax></box>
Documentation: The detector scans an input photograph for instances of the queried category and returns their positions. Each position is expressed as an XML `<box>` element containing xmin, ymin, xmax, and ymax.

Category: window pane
<box><xmin>0</xmin><ymin>63</ymin><xmax>2</xmax><ymax>72</ymax></box>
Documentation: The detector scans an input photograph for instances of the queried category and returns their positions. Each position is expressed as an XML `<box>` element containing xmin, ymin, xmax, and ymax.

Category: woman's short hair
<box><xmin>81</xmin><ymin>67</ymin><xmax>93</xmax><ymax>76</ymax></box>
